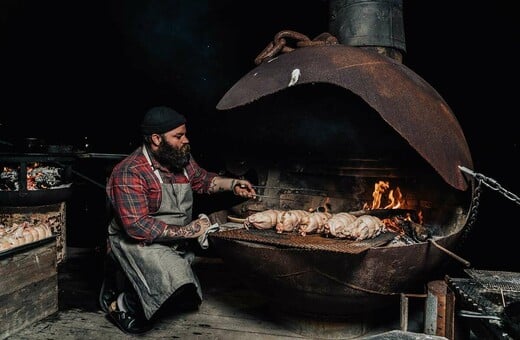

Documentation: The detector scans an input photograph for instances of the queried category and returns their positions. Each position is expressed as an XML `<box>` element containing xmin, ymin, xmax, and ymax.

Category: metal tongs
<box><xmin>250</xmin><ymin>185</ymin><xmax>328</xmax><ymax>200</ymax></box>
<box><xmin>252</xmin><ymin>185</ymin><xmax>328</xmax><ymax>194</ymax></box>
<box><xmin>236</xmin><ymin>184</ymin><xmax>275</xmax><ymax>199</ymax></box>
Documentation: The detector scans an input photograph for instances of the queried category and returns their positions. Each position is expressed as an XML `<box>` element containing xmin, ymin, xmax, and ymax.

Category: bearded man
<box><xmin>99</xmin><ymin>106</ymin><xmax>256</xmax><ymax>334</ymax></box>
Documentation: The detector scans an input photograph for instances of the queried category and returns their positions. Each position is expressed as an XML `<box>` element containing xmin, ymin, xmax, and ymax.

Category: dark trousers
<box><xmin>103</xmin><ymin>247</ymin><xmax>201</xmax><ymax>321</ymax></box>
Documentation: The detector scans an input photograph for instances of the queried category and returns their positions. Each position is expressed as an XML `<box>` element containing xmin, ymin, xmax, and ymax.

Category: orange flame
<box><xmin>363</xmin><ymin>180</ymin><xmax>405</xmax><ymax>210</ymax></box>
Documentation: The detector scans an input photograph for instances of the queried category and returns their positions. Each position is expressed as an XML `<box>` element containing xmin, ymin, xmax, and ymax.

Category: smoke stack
<box><xmin>329</xmin><ymin>0</ymin><xmax>406</xmax><ymax>62</ymax></box>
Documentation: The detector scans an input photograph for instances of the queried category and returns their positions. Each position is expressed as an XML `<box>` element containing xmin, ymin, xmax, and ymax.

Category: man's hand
<box><xmin>232</xmin><ymin>179</ymin><xmax>257</xmax><ymax>198</ymax></box>
<box><xmin>186</xmin><ymin>217</ymin><xmax>212</xmax><ymax>238</ymax></box>
<box><xmin>210</xmin><ymin>177</ymin><xmax>257</xmax><ymax>198</ymax></box>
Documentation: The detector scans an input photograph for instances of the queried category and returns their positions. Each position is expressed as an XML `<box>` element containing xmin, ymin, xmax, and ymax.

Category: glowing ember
<box><xmin>0</xmin><ymin>163</ymin><xmax>69</xmax><ymax>191</ymax></box>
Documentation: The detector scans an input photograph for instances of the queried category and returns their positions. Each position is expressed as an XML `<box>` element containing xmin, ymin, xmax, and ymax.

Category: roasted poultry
<box><xmin>297</xmin><ymin>211</ymin><xmax>332</xmax><ymax>236</ymax></box>
<box><xmin>329</xmin><ymin>214</ymin><xmax>385</xmax><ymax>240</ymax></box>
<box><xmin>0</xmin><ymin>221</ymin><xmax>53</xmax><ymax>251</ymax></box>
<box><xmin>243</xmin><ymin>209</ymin><xmax>386</xmax><ymax>241</ymax></box>
<box><xmin>275</xmin><ymin>210</ymin><xmax>311</xmax><ymax>233</ymax></box>
<box><xmin>321</xmin><ymin>212</ymin><xmax>357</xmax><ymax>235</ymax></box>
<box><xmin>244</xmin><ymin>209</ymin><xmax>283</xmax><ymax>230</ymax></box>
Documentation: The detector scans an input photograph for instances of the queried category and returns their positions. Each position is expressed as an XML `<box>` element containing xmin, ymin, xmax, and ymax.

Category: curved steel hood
<box><xmin>216</xmin><ymin>45</ymin><xmax>473</xmax><ymax>191</ymax></box>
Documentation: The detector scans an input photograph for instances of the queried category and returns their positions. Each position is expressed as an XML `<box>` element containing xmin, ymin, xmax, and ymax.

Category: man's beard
<box><xmin>154</xmin><ymin>142</ymin><xmax>191</xmax><ymax>171</ymax></box>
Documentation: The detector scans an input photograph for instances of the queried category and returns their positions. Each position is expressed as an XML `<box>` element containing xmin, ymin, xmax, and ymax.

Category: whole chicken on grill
<box><xmin>244</xmin><ymin>209</ymin><xmax>283</xmax><ymax>230</ymax></box>
<box><xmin>298</xmin><ymin>211</ymin><xmax>332</xmax><ymax>236</ymax></box>
<box><xmin>276</xmin><ymin>210</ymin><xmax>311</xmax><ymax>233</ymax></box>
<box><xmin>331</xmin><ymin>215</ymin><xmax>385</xmax><ymax>240</ymax></box>
<box><xmin>321</xmin><ymin>212</ymin><xmax>357</xmax><ymax>235</ymax></box>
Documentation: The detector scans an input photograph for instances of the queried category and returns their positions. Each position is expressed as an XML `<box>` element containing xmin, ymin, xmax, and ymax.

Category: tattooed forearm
<box><xmin>155</xmin><ymin>221</ymin><xmax>204</xmax><ymax>242</ymax></box>
<box><xmin>209</xmin><ymin>177</ymin><xmax>235</xmax><ymax>194</ymax></box>
<box><xmin>209</xmin><ymin>177</ymin><xmax>219</xmax><ymax>193</ymax></box>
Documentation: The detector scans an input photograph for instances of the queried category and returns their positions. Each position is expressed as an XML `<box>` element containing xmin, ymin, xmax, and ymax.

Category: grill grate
<box><xmin>465</xmin><ymin>269</ymin><xmax>520</xmax><ymax>292</ymax></box>
<box><xmin>211</xmin><ymin>225</ymin><xmax>396</xmax><ymax>254</ymax></box>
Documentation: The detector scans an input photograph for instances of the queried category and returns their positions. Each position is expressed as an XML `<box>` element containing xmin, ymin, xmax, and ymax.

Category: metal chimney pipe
<box><xmin>329</xmin><ymin>0</ymin><xmax>406</xmax><ymax>62</ymax></box>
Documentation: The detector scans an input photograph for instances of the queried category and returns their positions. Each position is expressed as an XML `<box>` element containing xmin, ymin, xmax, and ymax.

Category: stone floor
<box><xmin>6</xmin><ymin>247</ymin><xmax>448</xmax><ymax>340</ymax></box>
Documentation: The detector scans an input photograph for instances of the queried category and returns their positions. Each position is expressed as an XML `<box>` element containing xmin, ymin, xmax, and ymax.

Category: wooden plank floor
<box><xmin>6</xmin><ymin>247</ymin><xmax>435</xmax><ymax>340</ymax></box>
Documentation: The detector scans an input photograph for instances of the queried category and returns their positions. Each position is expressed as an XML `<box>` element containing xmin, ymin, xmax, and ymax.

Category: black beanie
<box><xmin>140</xmin><ymin>106</ymin><xmax>187</xmax><ymax>135</ymax></box>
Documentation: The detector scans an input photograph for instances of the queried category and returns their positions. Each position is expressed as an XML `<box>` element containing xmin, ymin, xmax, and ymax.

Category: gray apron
<box><xmin>108</xmin><ymin>146</ymin><xmax>202</xmax><ymax>320</ymax></box>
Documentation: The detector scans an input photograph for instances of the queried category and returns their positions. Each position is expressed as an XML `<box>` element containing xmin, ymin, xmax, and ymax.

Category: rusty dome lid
<box><xmin>217</xmin><ymin>45</ymin><xmax>473</xmax><ymax>191</ymax></box>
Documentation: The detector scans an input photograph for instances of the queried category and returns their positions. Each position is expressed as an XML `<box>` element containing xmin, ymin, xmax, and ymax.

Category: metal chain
<box><xmin>457</xmin><ymin>178</ymin><xmax>481</xmax><ymax>246</ymax></box>
<box><xmin>254</xmin><ymin>30</ymin><xmax>339</xmax><ymax>65</ymax></box>
<box><xmin>457</xmin><ymin>165</ymin><xmax>519</xmax><ymax>248</ymax></box>
<box><xmin>459</xmin><ymin>166</ymin><xmax>520</xmax><ymax>205</ymax></box>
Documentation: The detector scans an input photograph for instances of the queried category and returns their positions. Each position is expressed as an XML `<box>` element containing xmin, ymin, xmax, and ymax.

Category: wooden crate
<box><xmin>0</xmin><ymin>238</ymin><xmax>58</xmax><ymax>339</ymax></box>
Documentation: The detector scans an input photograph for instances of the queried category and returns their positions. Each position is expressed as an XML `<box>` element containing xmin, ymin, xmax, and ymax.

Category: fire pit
<box><xmin>208</xmin><ymin>0</ymin><xmax>476</xmax><ymax>320</ymax></box>
<box><xmin>209</xmin><ymin>160</ymin><xmax>475</xmax><ymax>317</ymax></box>
<box><xmin>0</xmin><ymin>152</ymin><xmax>74</xmax><ymax>206</ymax></box>
<box><xmin>211</xmin><ymin>76</ymin><xmax>476</xmax><ymax>319</ymax></box>
<box><xmin>210</xmin><ymin>95</ymin><xmax>475</xmax><ymax>317</ymax></box>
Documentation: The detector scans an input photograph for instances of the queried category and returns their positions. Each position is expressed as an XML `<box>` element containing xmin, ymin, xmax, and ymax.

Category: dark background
<box><xmin>1</xmin><ymin>1</ymin><xmax>518</xmax><ymax>271</ymax></box>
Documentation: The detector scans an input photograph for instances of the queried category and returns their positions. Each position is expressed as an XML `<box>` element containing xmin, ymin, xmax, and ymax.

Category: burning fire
<box><xmin>363</xmin><ymin>180</ymin><xmax>426</xmax><ymax>232</ymax></box>
<box><xmin>0</xmin><ymin>162</ymin><xmax>68</xmax><ymax>190</ymax></box>
<box><xmin>363</xmin><ymin>180</ymin><xmax>404</xmax><ymax>210</ymax></box>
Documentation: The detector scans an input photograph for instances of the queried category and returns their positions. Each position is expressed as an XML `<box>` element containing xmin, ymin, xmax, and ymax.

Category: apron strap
<box><xmin>143</xmin><ymin>145</ymin><xmax>163</xmax><ymax>183</ymax></box>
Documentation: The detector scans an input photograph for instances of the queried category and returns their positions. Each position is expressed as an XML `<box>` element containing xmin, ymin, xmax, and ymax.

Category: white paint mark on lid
<box><xmin>288</xmin><ymin>68</ymin><xmax>301</xmax><ymax>87</ymax></box>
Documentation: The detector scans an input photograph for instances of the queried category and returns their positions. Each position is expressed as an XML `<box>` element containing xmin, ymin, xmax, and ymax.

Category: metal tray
<box><xmin>0</xmin><ymin>187</ymin><xmax>73</xmax><ymax>206</ymax></box>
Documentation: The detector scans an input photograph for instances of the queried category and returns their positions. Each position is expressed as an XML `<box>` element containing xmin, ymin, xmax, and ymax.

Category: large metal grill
<box><xmin>465</xmin><ymin>269</ymin><xmax>520</xmax><ymax>293</ymax></box>
<box><xmin>214</xmin><ymin>224</ymin><xmax>397</xmax><ymax>254</ymax></box>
